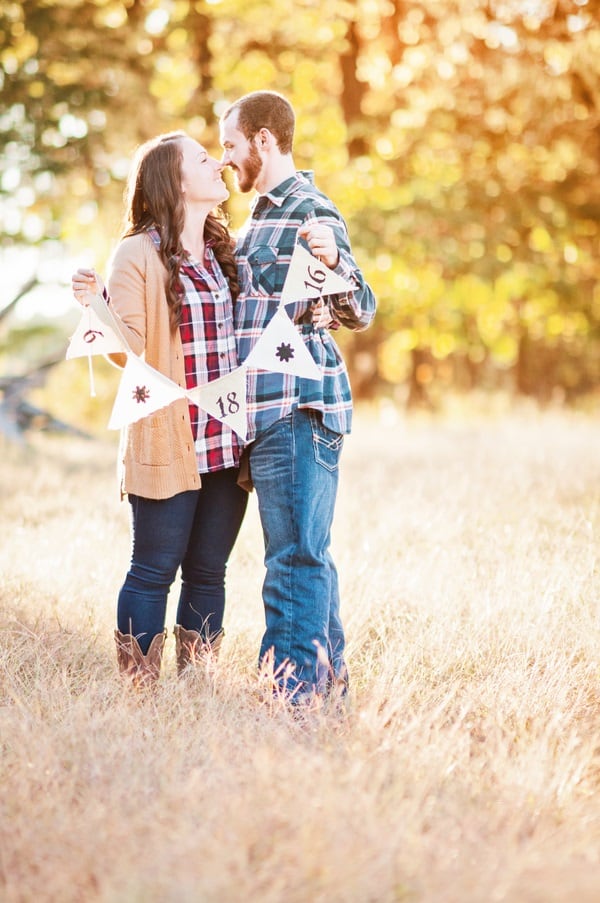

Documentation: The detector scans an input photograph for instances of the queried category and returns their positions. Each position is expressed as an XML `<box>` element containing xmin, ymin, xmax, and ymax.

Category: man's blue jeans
<box><xmin>248</xmin><ymin>408</ymin><xmax>347</xmax><ymax>697</ymax></box>
<box><xmin>117</xmin><ymin>468</ymin><xmax>248</xmax><ymax>653</ymax></box>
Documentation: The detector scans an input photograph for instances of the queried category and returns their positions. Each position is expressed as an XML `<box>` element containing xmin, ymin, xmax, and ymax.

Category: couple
<box><xmin>72</xmin><ymin>90</ymin><xmax>376</xmax><ymax>706</ymax></box>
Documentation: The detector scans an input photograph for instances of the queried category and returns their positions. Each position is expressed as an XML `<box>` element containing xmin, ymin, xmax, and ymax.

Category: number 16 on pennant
<box><xmin>280</xmin><ymin>243</ymin><xmax>352</xmax><ymax>305</ymax></box>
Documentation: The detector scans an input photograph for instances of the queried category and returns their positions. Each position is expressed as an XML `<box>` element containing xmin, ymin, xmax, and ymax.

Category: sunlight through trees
<box><xmin>1</xmin><ymin>0</ymin><xmax>599</xmax><ymax>406</ymax></box>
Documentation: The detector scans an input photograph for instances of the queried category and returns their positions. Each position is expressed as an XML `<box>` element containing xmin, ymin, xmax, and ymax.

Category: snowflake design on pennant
<box><xmin>132</xmin><ymin>385</ymin><xmax>151</xmax><ymax>404</ymax></box>
<box><xmin>275</xmin><ymin>342</ymin><xmax>295</xmax><ymax>363</ymax></box>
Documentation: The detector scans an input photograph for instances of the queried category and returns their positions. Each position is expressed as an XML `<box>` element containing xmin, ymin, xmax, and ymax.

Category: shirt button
<box><xmin>219</xmin><ymin>352</ymin><xmax>225</xmax><ymax>359</ymax></box>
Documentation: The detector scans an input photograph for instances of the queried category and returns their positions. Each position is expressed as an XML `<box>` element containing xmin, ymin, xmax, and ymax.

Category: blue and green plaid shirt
<box><xmin>234</xmin><ymin>171</ymin><xmax>376</xmax><ymax>441</ymax></box>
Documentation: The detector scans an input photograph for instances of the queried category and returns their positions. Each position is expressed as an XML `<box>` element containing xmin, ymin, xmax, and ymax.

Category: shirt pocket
<box><xmin>247</xmin><ymin>245</ymin><xmax>281</xmax><ymax>296</ymax></box>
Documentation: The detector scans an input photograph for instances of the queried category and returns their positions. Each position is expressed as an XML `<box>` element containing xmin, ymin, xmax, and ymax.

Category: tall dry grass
<box><xmin>1</xmin><ymin>404</ymin><xmax>600</xmax><ymax>902</ymax></box>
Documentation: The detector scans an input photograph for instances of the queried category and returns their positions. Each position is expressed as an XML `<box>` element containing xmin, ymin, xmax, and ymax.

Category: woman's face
<box><xmin>179</xmin><ymin>137</ymin><xmax>229</xmax><ymax>206</ymax></box>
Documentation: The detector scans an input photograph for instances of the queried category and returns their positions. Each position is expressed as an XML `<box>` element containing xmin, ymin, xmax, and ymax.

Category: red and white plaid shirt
<box><xmin>148</xmin><ymin>228</ymin><xmax>242</xmax><ymax>473</ymax></box>
<box><xmin>179</xmin><ymin>249</ymin><xmax>242</xmax><ymax>473</ymax></box>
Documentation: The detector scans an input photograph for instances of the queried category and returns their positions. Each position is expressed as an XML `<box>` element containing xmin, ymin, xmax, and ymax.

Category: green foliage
<box><xmin>1</xmin><ymin>0</ymin><xmax>599</xmax><ymax>405</ymax></box>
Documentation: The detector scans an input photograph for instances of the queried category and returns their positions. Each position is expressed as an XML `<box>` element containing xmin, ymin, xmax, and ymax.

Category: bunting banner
<box><xmin>67</xmin><ymin>247</ymin><xmax>336</xmax><ymax>430</ymax></box>
<box><xmin>280</xmin><ymin>243</ymin><xmax>353</xmax><ymax>305</ymax></box>
<box><xmin>185</xmin><ymin>367</ymin><xmax>248</xmax><ymax>441</ymax></box>
<box><xmin>66</xmin><ymin>305</ymin><xmax>127</xmax><ymax>360</ymax></box>
<box><xmin>87</xmin><ymin>291</ymin><xmax>134</xmax><ymax>354</ymax></box>
<box><xmin>243</xmin><ymin>308</ymin><xmax>321</xmax><ymax>381</ymax></box>
<box><xmin>107</xmin><ymin>354</ymin><xmax>187</xmax><ymax>430</ymax></box>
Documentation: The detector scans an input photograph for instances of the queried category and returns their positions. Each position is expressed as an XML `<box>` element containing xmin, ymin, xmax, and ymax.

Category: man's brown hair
<box><xmin>223</xmin><ymin>91</ymin><xmax>295</xmax><ymax>154</ymax></box>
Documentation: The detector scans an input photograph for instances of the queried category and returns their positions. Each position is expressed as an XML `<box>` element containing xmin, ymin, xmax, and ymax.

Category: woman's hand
<box><xmin>71</xmin><ymin>268</ymin><xmax>105</xmax><ymax>307</ymax></box>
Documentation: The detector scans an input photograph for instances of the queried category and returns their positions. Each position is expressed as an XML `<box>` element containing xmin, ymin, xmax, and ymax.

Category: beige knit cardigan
<box><xmin>107</xmin><ymin>232</ymin><xmax>202</xmax><ymax>500</ymax></box>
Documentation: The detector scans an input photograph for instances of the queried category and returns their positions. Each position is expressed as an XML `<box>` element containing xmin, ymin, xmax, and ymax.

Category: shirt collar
<box><xmin>147</xmin><ymin>225</ymin><xmax>215</xmax><ymax>260</ymax></box>
<box><xmin>250</xmin><ymin>170</ymin><xmax>315</xmax><ymax>212</ymax></box>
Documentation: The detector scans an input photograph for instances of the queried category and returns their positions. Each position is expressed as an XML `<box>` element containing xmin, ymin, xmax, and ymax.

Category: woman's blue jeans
<box><xmin>248</xmin><ymin>408</ymin><xmax>347</xmax><ymax>697</ymax></box>
<box><xmin>117</xmin><ymin>468</ymin><xmax>248</xmax><ymax>653</ymax></box>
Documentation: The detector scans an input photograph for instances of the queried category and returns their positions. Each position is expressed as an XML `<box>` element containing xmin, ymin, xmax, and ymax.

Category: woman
<box><xmin>72</xmin><ymin>132</ymin><xmax>248</xmax><ymax>686</ymax></box>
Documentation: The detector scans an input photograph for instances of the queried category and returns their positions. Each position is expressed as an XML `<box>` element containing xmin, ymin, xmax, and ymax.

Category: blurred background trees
<box><xmin>1</xmin><ymin>0</ymin><xmax>599</xmax><ymax>419</ymax></box>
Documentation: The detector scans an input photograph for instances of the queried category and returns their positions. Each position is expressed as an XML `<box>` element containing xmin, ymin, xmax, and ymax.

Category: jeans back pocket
<box><xmin>309</xmin><ymin>411</ymin><xmax>344</xmax><ymax>472</ymax></box>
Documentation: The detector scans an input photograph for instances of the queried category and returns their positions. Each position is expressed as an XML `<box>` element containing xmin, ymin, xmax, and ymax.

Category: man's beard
<box><xmin>234</xmin><ymin>142</ymin><xmax>263</xmax><ymax>193</ymax></box>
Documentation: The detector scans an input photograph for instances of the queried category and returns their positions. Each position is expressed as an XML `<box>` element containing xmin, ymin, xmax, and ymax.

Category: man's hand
<box><xmin>311</xmin><ymin>299</ymin><xmax>334</xmax><ymax>330</ymax></box>
<box><xmin>298</xmin><ymin>223</ymin><xmax>339</xmax><ymax>269</ymax></box>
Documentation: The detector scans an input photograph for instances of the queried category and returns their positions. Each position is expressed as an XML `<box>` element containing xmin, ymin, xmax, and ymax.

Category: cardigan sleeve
<box><xmin>106</xmin><ymin>236</ymin><xmax>150</xmax><ymax>358</ymax></box>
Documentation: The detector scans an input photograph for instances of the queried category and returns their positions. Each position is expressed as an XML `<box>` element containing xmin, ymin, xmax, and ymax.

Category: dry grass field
<box><xmin>2</xmin><ymin>403</ymin><xmax>600</xmax><ymax>903</ymax></box>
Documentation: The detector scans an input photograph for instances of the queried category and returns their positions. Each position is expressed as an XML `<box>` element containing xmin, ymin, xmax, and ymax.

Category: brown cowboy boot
<box><xmin>173</xmin><ymin>625</ymin><xmax>223</xmax><ymax>676</ymax></box>
<box><xmin>114</xmin><ymin>629</ymin><xmax>166</xmax><ymax>687</ymax></box>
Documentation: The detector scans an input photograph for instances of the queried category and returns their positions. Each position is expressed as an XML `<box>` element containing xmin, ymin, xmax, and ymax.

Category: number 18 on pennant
<box><xmin>185</xmin><ymin>367</ymin><xmax>247</xmax><ymax>441</ymax></box>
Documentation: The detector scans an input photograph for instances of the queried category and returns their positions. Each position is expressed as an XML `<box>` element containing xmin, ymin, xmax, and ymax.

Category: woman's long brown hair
<box><xmin>122</xmin><ymin>131</ymin><xmax>239</xmax><ymax>332</ymax></box>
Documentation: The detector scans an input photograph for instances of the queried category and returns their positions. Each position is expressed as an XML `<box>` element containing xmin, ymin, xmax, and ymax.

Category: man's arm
<box><xmin>299</xmin><ymin>207</ymin><xmax>376</xmax><ymax>332</ymax></box>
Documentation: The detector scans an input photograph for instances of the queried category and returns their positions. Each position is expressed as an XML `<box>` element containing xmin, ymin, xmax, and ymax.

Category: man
<box><xmin>220</xmin><ymin>91</ymin><xmax>376</xmax><ymax>704</ymax></box>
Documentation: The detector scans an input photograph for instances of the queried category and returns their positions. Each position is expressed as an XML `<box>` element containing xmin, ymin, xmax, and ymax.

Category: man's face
<box><xmin>220</xmin><ymin>111</ymin><xmax>263</xmax><ymax>193</ymax></box>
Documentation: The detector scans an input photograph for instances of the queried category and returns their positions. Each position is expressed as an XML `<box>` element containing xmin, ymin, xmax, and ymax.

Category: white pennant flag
<box><xmin>87</xmin><ymin>291</ymin><xmax>134</xmax><ymax>354</ymax></box>
<box><xmin>244</xmin><ymin>308</ymin><xmax>321</xmax><ymax>381</ymax></box>
<box><xmin>108</xmin><ymin>355</ymin><xmax>187</xmax><ymax>430</ymax></box>
<box><xmin>66</xmin><ymin>306</ymin><xmax>127</xmax><ymax>360</ymax></box>
<box><xmin>185</xmin><ymin>367</ymin><xmax>247</xmax><ymax>441</ymax></box>
<box><xmin>280</xmin><ymin>243</ymin><xmax>353</xmax><ymax>305</ymax></box>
